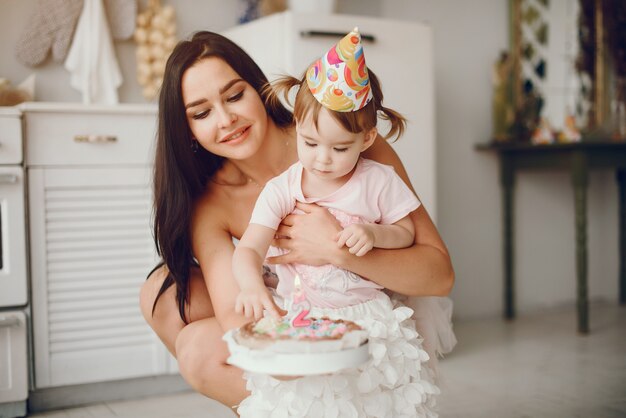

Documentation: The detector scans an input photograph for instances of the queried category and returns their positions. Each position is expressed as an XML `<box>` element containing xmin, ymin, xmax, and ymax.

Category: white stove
<box><xmin>0</xmin><ymin>107</ymin><xmax>29</xmax><ymax>418</ymax></box>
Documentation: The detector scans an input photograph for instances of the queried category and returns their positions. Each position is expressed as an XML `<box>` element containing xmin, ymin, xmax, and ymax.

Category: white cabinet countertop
<box><xmin>17</xmin><ymin>102</ymin><xmax>158</xmax><ymax>114</ymax></box>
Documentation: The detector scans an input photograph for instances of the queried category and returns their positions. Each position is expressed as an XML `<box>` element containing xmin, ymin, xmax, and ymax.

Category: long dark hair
<box><xmin>152</xmin><ymin>31</ymin><xmax>292</xmax><ymax>323</ymax></box>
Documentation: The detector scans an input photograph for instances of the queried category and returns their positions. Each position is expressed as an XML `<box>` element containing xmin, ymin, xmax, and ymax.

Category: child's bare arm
<box><xmin>336</xmin><ymin>215</ymin><xmax>415</xmax><ymax>256</ymax></box>
<box><xmin>371</xmin><ymin>215</ymin><xmax>415</xmax><ymax>248</ymax></box>
<box><xmin>232</xmin><ymin>224</ymin><xmax>283</xmax><ymax>319</ymax></box>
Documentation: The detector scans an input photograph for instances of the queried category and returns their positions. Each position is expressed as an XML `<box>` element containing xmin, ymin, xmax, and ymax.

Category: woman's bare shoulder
<box><xmin>193</xmin><ymin>179</ymin><xmax>235</xmax><ymax>233</ymax></box>
<box><xmin>192</xmin><ymin>166</ymin><xmax>257</xmax><ymax>241</ymax></box>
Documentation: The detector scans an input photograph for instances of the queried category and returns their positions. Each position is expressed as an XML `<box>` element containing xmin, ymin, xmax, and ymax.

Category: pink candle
<box><xmin>291</xmin><ymin>275</ymin><xmax>311</xmax><ymax>328</ymax></box>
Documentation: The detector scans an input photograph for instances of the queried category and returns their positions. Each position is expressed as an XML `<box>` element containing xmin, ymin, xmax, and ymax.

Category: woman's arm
<box><xmin>269</xmin><ymin>136</ymin><xmax>454</xmax><ymax>296</ymax></box>
<box><xmin>337</xmin><ymin>206</ymin><xmax>453</xmax><ymax>296</ymax></box>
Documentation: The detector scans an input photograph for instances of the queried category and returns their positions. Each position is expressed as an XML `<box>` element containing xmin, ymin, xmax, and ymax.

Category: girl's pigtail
<box><xmin>262</xmin><ymin>75</ymin><xmax>302</xmax><ymax>115</ymax></box>
<box><xmin>378</xmin><ymin>105</ymin><xmax>407</xmax><ymax>142</ymax></box>
<box><xmin>368</xmin><ymin>69</ymin><xmax>407</xmax><ymax>142</ymax></box>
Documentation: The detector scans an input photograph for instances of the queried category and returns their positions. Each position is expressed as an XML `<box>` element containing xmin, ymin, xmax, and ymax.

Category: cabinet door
<box><xmin>29</xmin><ymin>167</ymin><xmax>171</xmax><ymax>388</ymax></box>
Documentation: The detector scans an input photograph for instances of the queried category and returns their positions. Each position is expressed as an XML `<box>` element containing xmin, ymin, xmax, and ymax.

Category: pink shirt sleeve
<box><xmin>373</xmin><ymin>163</ymin><xmax>421</xmax><ymax>225</ymax></box>
<box><xmin>248</xmin><ymin>173</ymin><xmax>295</xmax><ymax>230</ymax></box>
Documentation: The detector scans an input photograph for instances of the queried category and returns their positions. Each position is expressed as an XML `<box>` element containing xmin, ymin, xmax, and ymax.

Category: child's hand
<box><xmin>235</xmin><ymin>285</ymin><xmax>285</xmax><ymax>320</ymax></box>
<box><xmin>336</xmin><ymin>224</ymin><xmax>375</xmax><ymax>256</ymax></box>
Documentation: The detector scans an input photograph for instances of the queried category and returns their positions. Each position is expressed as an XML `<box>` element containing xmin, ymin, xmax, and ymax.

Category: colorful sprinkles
<box><xmin>252</xmin><ymin>317</ymin><xmax>349</xmax><ymax>340</ymax></box>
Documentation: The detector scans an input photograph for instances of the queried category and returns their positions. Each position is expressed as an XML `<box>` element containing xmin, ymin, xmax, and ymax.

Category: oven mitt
<box><xmin>15</xmin><ymin>0</ymin><xmax>84</xmax><ymax>67</ymax></box>
<box><xmin>103</xmin><ymin>0</ymin><xmax>137</xmax><ymax>40</ymax></box>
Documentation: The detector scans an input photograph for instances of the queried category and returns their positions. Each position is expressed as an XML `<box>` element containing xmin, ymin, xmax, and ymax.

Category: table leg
<box><xmin>501</xmin><ymin>155</ymin><xmax>515</xmax><ymax>319</ymax></box>
<box><xmin>572</xmin><ymin>152</ymin><xmax>589</xmax><ymax>333</ymax></box>
<box><xmin>618</xmin><ymin>169</ymin><xmax>626</xmax><ymax>305</ymax></box>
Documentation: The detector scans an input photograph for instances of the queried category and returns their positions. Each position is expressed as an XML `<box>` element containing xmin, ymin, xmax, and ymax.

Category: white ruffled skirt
<box><xmin>237</xmin><ymin>292</ymin><xmax>440</xmax><ymax>418</ymax></box>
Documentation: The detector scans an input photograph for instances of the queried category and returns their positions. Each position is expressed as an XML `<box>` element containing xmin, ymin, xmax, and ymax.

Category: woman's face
<box><xmin>182</xmin><ymin>57</ymin><xmax>269</xmax><ymax>160</ymax></box>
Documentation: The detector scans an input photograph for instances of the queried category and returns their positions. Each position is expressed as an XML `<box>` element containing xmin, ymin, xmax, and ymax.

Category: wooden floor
<box><xmin>28</xmin><ymin>302</ymin><xmax>626</xmax><ymax>418</ymax></box>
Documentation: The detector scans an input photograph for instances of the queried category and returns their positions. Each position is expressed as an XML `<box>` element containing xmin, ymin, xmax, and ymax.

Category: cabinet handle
<box><xmin>0</xmin><ymin>173</ymin><xmax>18</xmax><ymax>184</ymax></box>
<box><xmin>0</xmin><ymin>315</ymin><xmax>21</xmax><ymax>328</ymax></box>
<box><xmin>74</xmin><ymin>135</ymin><xmax>118</xmax><ymax>143</ymax></box>
<box><xmin>300</xmin><ymin>30</ymin><xmax>376</xmax><ymax>42</ymax></box>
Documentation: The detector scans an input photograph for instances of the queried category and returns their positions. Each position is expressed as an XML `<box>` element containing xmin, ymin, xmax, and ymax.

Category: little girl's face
<box><xmin>296</xmin><ymin>108</ymin><xmax>375</xmax><ymax>183</ymax></box>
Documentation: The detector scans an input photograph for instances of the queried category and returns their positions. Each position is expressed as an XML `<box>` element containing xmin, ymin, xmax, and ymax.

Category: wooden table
<box><xmin>476</xmin><ymin>141</ymin><xmax>626</xmax><ymax>333</ymax></box>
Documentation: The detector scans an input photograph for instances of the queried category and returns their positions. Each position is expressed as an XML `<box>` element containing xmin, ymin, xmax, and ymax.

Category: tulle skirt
<box><xmin>398</xmin><ymin>295</ymin><xmax>457</xmax><ymax>373</ymax></box>
<box><xmin>237</xmin><ymin>292</ymin><xmax>440</xmax><ymax>418</ymax></box>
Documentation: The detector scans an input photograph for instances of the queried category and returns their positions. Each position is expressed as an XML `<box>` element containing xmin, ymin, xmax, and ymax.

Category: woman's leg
<box><xmin>139</xmin><ymin>265</ymin><xmax>247</xmax><ymax>406</ymax></box>
<box><xmin>175</xmin><ymin>317</ymin><xmax>247</xmax><ymax>409</ymax></box>
<box><xmin>139</xmin><ymin>264</ymin><xmax>213</xmax><ymax>355</ymax></box>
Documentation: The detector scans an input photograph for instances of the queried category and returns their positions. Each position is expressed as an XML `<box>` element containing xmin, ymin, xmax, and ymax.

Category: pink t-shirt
<box><xmin>250</xmin><ymin>158</ymin><xmax>420</xmax><ymax>308</ymax></box>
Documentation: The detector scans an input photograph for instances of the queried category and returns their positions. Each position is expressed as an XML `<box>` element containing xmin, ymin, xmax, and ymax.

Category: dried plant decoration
<box><xmin>134</xmin><ymin>0</ymin><xmax>177</xmax><ymax>100</ymax></box>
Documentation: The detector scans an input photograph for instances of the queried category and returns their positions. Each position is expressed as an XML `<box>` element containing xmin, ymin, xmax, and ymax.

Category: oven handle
<box><xmin>74</xmin><ymin>135</ymin><xmax>118</xmax><ymax>143</ymax></box>
<box><xmin>0</xmin><ymin>173</ymin><xmax>18</xmax><ymax>184</ymax></box>
<box><xmin>299</xmin><ymin>30</ymin><xmax>376</xmax><ymax>42</ymax></box>
<box><xmin>0</xmin><ymin>315</ymin><xmax>21</xmax><ymax>328</ymax></box>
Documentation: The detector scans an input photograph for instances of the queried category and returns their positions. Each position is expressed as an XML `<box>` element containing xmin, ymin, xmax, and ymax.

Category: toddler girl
<box><xmin>232</xmin><ymin>28</ymin><xmax>443</xmax><ymax>417</ymax></box>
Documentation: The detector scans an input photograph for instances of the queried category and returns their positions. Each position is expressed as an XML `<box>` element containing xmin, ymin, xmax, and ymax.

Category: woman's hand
<box><xmin>268</xmin><ymin>202</ymin><xmax>343</xmax><ymax>266</ymax></box>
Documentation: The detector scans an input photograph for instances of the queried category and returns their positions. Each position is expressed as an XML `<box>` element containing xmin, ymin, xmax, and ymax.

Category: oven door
<box><xmin>0</xmin><ymin>166</ymin><xmax>27</xmax><ymax>308</ymax></box>
<box><xmin>0</xmin><ymin>311</ymin><xmax>28</xmax><ymax>404</ymax></box>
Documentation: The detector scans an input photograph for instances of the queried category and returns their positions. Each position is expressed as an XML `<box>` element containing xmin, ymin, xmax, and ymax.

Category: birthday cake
<box><xmin>223</xmin><ymin>316</ymin><xmax>370</xmax><ymax>376</ymax></box>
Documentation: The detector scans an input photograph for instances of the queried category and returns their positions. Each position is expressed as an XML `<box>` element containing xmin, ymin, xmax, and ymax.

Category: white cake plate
<box><xmin>223</xmin><ymin>330</ymin><xmax>370</xmax><ymax>376</ymax></box>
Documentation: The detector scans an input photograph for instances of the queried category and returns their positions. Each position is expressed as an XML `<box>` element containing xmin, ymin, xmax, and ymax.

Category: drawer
<box><xmin>0</xmin><ymin>311</ymin><xmax>28</xmax><ymax>403</ymax></box>
<box><xmin>0</xmin><ymin>114</ymin><xmax>23</xmax><ymax>165</ymax></box>
<box><xmin>24</xmin><ymin>105</ymin><xmax>158</xmax><ymax>166</ymax></box>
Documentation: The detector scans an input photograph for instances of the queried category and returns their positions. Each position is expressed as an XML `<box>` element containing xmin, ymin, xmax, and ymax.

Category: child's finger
<box><xmin>253</xmin><ymin>302</ymin><xmax>263</xmax><ymax>320</ymax></box>
<box><xmin>263</xmin><ymin>299</ymin><xmax>281</xmax><ymax>319</ymax></box>
<box><xmin>248</xmin><ymin>303</ymin><xmax>258</xmax><ymax>319</ymax></box>
<box><xmin>266</xmin><ymin>294</ymin><xmax>288</xmax><ymax>317</ymax></box>
<box><xmin>345</xmin><ymin>234</ymin><xmax>359</xmax><ymax>248</ymax></box>
<box><xmin>348</xmin><ymin>243</ymin><xmax>361</xmax><ymax>254</ymax></box>
<box><xmin>355</xmin><ymin>243</ymin><xmax>373</xmax><ymax>257</ymax></box>
<box><xmin>336</xmin><ymin>230</ymin><xmax>349</xmax><ymax>248</ymax></box>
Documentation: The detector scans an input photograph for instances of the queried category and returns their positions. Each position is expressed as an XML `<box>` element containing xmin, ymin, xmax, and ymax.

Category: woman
<box><xmin>139</xmin><ymin>31</ymin><xmax>454</xmax><ymax>409</ymax></box>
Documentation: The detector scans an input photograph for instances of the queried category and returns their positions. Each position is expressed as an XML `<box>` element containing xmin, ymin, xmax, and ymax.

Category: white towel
<box><xmin>64</xmin><ymin>0</ymin><xmax>122</xmax><ymax>104</ymax></box>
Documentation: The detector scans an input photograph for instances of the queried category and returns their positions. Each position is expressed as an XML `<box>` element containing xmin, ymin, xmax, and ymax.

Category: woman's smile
<box><xmin>220</xmin><ymin>125</ymin><xmax>251</xmax><ymax>144</ymax></box>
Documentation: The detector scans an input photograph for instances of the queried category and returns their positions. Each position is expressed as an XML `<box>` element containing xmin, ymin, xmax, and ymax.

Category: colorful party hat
<box><xmin>306</xmin><ymin>27</ymin><xmax>373</xmax><ymax>112</ymax></box>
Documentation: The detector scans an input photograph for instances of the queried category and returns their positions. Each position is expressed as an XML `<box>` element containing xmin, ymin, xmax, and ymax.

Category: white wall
<box><xmin>0</xmin><ymin>0</ymin><xmax>619</xmax><ymax>319</ymax></box>
<box><xmin>356</xmin><ymin>0</ymin><xmax>618</xmax><ymax>319</ymax></box>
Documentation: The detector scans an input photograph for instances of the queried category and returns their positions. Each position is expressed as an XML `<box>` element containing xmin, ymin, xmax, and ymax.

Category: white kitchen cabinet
<box><xmin>22</xmin><ymin>104</ymin><xmax>175</xmax><ymax>388</ymax></box>
<box><xmin>0</xmin><ymin>109</ymin><xmax>23</xmax><ymax>165</ymax></box>
<box><xmin>223</xmin><ymin>12</ymin><xmax>437</xmax><ymax>220</ymax></box>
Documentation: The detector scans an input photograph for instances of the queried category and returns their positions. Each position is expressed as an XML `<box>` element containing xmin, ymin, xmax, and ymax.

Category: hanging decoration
<box><xmin>14</xmin><ymin>0</ymin><xmax>84</xmax><ymax>67</ymax></box>
<box><xmin>104</xmin><ymin>0</ymin><xmax>138</xmax><ymax>40</ymax></box>
<box><xmin>64</xmin><ymin>0</ymin><xmax>122</xmax><ymax>104</ymax></box>
<box><xmin>134</xmin><ymin>0</ymin><xmax>177</xmax><ymax>100</ymax></box>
